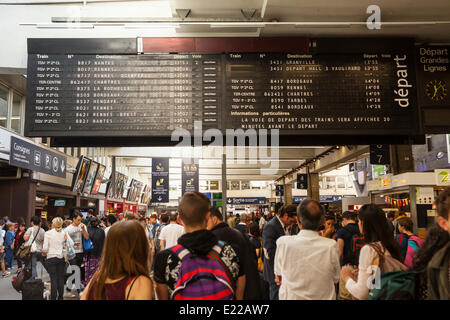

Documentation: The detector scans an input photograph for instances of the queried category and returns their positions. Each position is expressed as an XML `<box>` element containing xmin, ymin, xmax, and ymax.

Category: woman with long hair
<box><xmin>81</xmin><ymin>220</ymin><xmax>154</xmax><ymax>300</ymax></box>
<box><xmin>340</xmin><ymin>204</ymin><xmax>405</xmax><ymax>300</ymax></box>
<box><xmin>42</xmin><ymin>217</ymin><xmax>74</xmax><ymax>300</ymax></box>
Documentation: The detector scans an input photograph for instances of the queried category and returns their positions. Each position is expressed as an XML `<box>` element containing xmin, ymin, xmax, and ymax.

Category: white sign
<box><xmin>416</xmin><ymin>187</ymin><xmax>434</xmax><ymax>204</ymax></box>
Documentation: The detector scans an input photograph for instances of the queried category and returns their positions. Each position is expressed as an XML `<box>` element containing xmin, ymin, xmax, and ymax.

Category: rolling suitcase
<box><xmin>22</xmin><ymin>279</ymin><xmax>44</xmax><ymax>300</ymax></box>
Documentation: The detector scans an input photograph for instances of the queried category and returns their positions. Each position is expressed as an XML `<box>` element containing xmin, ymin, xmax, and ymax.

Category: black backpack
<box><xmin>22</xmin><ymin>279</ymin><xmax>44</xmax><ymax>300</ymax></box>
<box><xmin>346</xmin><ymin>226</ymin><xmax>364</xmax><ymax>266</ymax></box>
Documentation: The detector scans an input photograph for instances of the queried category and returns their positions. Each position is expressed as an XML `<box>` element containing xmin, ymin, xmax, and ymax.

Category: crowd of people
<box><xmin>1</xmin><ymin>187</ymin><xmax>449</xmax><ymax>300</ymax></box>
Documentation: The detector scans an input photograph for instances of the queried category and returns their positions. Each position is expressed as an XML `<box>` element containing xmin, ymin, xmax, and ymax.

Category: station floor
<box><xmin>0</xmin><ymin>261</ymin><xmax>79</xmax><ymax>300</ymax></box>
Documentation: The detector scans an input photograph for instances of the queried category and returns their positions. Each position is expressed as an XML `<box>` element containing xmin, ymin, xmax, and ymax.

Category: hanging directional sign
<box><xmin>370</xmin><ymin>144</ymin><xmax>391</xmax><ymax>165</ymax></box>
<box><xmin>151</xmin><ymin>157</ymin><xmax>169</xmax><ymax>203</ymax></box>
<box><xmin>297</xmin><ymin>174</ymin><xmax>308</xmax><ymax>189</ymax></box>
<box><xmin>181</xmin><ymin>159</ymin><xmax>199</xmax><ymax>195</ymax></box>
<box><xmin>9</xmin><ymin>136</ymin><xmax>66</xmax><ymax>178</ymax></box>
<box><xmin>226</xmin><ymin>197</ymin><xmax>267</xmax><ymax>205</ymax></box>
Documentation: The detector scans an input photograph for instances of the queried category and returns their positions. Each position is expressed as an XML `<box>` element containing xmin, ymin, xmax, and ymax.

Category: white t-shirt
<box><xmin>25</xmin><ymin>226</ymin><xmax>45</xmax><ymax>252</ymax></box>
<box><xmin>65</xmin><ymin>224</ymin><xmax>85</xmax><ymax>253</ymax></box>
<box><xmin>43</xmin><ymin>229</ymin><xmax>74</xmax><ymax>259</ymax></box>
<box><xmin>159</xmin><ymin>223</ymin><xmax>184</xmax><ymax>249</ymax></box>
<box><xmin>0</xmin><ymin>229</ymin><xmax>4</xmax><ymax>247</ymax></box>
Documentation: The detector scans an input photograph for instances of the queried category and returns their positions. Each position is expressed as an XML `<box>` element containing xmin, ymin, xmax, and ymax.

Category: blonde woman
<box><xmin>42</xmin><ymin>217</ymin><xmax>74</xmax><ymax>300</ymax></box>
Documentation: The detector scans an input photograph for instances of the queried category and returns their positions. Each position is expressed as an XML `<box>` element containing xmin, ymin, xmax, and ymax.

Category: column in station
<box><xmin>283</xmin><ymin>177</ymin><xmax>293</xmax><ymax>205</ymax></box>
<box><xmin>306</xmin><ymin>166</ymin><xmax>320</xmax><ymax>202</ymax></box>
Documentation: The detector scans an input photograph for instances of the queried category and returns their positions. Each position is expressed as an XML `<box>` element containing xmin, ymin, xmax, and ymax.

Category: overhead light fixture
<box><xmin>36</xmin><ymin>23</ymin><xmax>94</xmax><ymax>29</ymax></box>
<box><xmin>124</xmin><ymin>23</ymin><xmax>180</xmax><ymax>29</ymax></box>
<box><xmin>209</xmin><ymin>23</ymin><xmax>266</xmax><ymax>28</ymax></box>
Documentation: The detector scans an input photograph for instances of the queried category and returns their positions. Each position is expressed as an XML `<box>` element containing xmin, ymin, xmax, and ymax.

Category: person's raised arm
<box><xmin>80</xmin><ymin>223</ymin><xmax>89</xmax><ymax>240</ymax></box>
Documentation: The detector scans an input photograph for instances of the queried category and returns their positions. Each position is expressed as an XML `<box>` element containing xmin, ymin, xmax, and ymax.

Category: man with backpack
<box><xmin>153</xmin><ymin>192</ymin><xmax>245</xmax><ymax>300</ymax></box>
<box><xmin>336</xmin><ymin>211</ymin><xmax>361</xmax><ymax>266</ymax></box>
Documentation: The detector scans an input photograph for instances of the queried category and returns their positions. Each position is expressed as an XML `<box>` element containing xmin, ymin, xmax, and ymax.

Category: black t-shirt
<box><xmin>153</xmin><ymin>229</ymin><xmax>241</xmax><ymax>296</ymax></box>
<box><xmin>336</xmin><ymin>223</ymin><xmax>360</xmax><ymax>265</ymax></box>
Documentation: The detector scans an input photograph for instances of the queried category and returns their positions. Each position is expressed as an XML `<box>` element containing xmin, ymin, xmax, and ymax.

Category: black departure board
<box><xmin>26</xmin><ymin>53</ymin><xmax>221</xmax><ymax>136</ymax></box>
<box><xmin>223</xmin><ymin>52</ymin><xmax>416</xmax><ymax>134</ymax></box>
<box><xmin>25</xmin><ymin>38</ymin><xmax>420</xmax><ymax>141</ymax></box>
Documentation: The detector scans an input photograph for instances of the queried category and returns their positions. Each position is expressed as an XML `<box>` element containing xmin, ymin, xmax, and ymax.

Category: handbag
<box><xmin>12</xmin><ymin>268</ymin><xmax>32</xmax><ymax>292</ymax></box>
<box><xmin>17</xmin><ymin>227</ymin><xmax>40</xmax><ymax>261</ymax></box>
<box><xmin>82</xmin><ymin>237</ymin><xmax>94</xmax><ymax>252</ymax></box>
<box><xmin>63</xmin><ymin>232</ymin><xmax>76</xmax><ymax>262</ymax></box>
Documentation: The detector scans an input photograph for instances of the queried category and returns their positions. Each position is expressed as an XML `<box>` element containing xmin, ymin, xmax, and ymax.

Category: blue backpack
<box><xmin>170</xmin><ymin>241</ymin><xmax>235</xmax><ymax>300</ymax></box>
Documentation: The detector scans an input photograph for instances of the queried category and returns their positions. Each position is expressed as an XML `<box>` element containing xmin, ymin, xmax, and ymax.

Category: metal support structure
<box><xmin>221</xmin><ymin>153</ymin><xmax>227</xmax><ymax>221</ymax></box>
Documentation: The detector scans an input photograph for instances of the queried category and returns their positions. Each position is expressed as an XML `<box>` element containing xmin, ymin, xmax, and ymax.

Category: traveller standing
<box><xmin>207</xmin><ymin>207</ymin><xmax>261</xmax><ymax>300</ymax></box>
<box><xmin>4</xmin><ymin>223</ymin><xmax>15</xmax><ymax>270</ymax></box>
<box><xmin>0</xmin><ymin>218</ymin><xmax>9</xmax><ymax>277</ymax></box>
<box><xmin>262</xmin><ymin>204</ymin><xmax>297</xmax><ymax>300</ymax></box>
<box><xmin>14</xmin><ymin>222</ymin><xmax>26</xmax><ymax>271</ymax></box>
<box><xmin>154</xmin><ymin>214</ymin><xmax>169</xmax><ymax>257</ymax></box>
<box><xmin>42</xmin><ymin>217</ymin><xmax>74</xmax><ymax>300</ymax></box>
<box><xmin>149</xmin><ymin>213</ymin><xmax>159</xmax><ymax>240</ymax></box>
<box><xmin>154</xmin><ymin>192</ymin><xmax>244</xmax><ymax>300</ymax></box>
<box><xmin>104</xmin><ymin>214</ymin><xmax>117</xmax><ymax>237</ymax></box>
<box><xmin>413</xmin><ymin>224</ymin><xmax>450</xmax><ymax>299</ymax></box>
<box><xmin>158</xmin><ymin>212</ymin><xmax>184</xmax><ymax>250</ymax></box>
<box><xmin>395</xmin><ymin>217</ymin><xmax>424</xmax><ymax>268</ymax></box>
<box><xmin>336</xmin><ymin>211</ymin><xmax>360</xmax><ymax>266</ymax></box>
<box><xmin>234</xmin><ymin>213</ymin><xmax>248</xmax><ymax>236</ymax></box>
<box><xmin>83</xmin><ymin>217</ymin><xmax>105</xmax><ymax>287</ymax></box>
<box><xmin>319</xmin><ymin>215</ymin><xmax>337</xmax><ymax>240</ymax></box>
<box><xmin>65</xmin><ymin>211</ymin><xmax>90</xmax><ymax>297</ymax></box>
<box><xmin>259</xmin><ymin>212</ymin><xmax>267</xmax><ymax>232</ymax></box>
<box><xmin>274</xmin><ymin>200</ymin><xmax>340</xmax><ymax>300</ymax></box>
<box><xmin>23</xmin><ymin>216</ymin><xmax>46</xmax><ymax>279</ymax></box>
<box><xmin>427</xmin><ymin>187</ymin><xmax>450</xmax><ymax>300</ymax></box>
<box><xmin>340</xmin><ymin>204</ymin><xmax>404</xmax><ymax>300</ymax></box>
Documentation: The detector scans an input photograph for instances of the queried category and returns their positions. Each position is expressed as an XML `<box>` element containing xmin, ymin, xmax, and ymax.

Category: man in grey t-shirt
<box><xmin>24</xmin><ymin>216</ymin><xmax>46</xmax><ymax>278</ymax></box>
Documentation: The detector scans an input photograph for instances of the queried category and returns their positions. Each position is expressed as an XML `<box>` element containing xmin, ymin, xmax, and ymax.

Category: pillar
<box><xmin>307</xmin><ymin>166</ymin><xmax>320</xmax><ymax>202</ymax></box>
<box><xmin>284</xmin><ymin>177</ymin><xmax>293</xmax><ymax>205</ymax></box>
<box><xmin>389</xmin><ymin>145</ymin><xmax>414</xmax><ymax>175</ymax></box>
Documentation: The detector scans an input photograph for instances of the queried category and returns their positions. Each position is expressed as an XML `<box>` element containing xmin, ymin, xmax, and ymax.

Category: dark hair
<box><xmin>0</xmin><ymin>218</ymin><xmax>4</xmax><ymax>225</ymax></box>
<box><xmin>413</xmin><ymin>223</ymin><xmax>450</xmax><ymax>272</ymax></box>
<box><xmin>209</xmin><ymin>207</ymin><xmax>223</xmax><ymax>221</ymax></box>
<box><xmin>30</xmin><ymin>216</ymin><xmax>41</xmax><ymax>226</ymax></box>
<box><xmin>325</xmin><ymin>215</ymin><xmax>335</xmax><ymax>221</ymax></box>
<box><xmin>72</xmin><ymin>212</ymin><xmax>83</xmax><ymax>220</ymax></box>
<box><xmin>88</xmin><ymin>209</ymin><xmax>94</xmax><ymax>215</ymax></box>
<box><xmin>169</xmin><ymin>212</ymin><xmax>178</xmax><ymax>222</ymax></box>
<box><xmin>150</xmin><ymin>213</ymin><xmax>157</xmax><ymax>220</ymax></box>
<box><xmin>106</xmin><ymin>214</ymin><xmax>117</xmax><ymax>226</ymax></box>
<box><xmin>297</xmin><ymin>200</ymin><xmax>325</xmax><ymax>231</ymax></box>
<box><xmin>125</xmin><ymin>213</ymin><xmax>136</xmax><ymax>220</ymax></box>
<box><xmin>387</xmin><ymin>212</ymin><xmax>395</xmax><ymax>219</ymax></box>
<box><xmin>436</xmin><ymin>187</ymin><xmax>450</xmax><ymax>219</ymax></box>
<box><xmin>89</xmin><ymin>217</ymin><xmax>100</xmax><ymax>228</ymax></box>
<box><xmin>248</xmin><ymin>222</ymin><xmax>260</xmax><ymax>237</ymax></box>
<box><xmin>278</xmin><ymin>204</ymin><xmax>297</xmax><ymax>218</ymax></box>
<box><xmin>397</xmin><ymin>217</ymin><xmax>413</xmax><ymax>232</ymax></box>
<box><xmin>160</xmin><ymin>214</ymin><xmax>169</xmax><ymax>224</ymax></box>
<box><xmin>342</xmin><ymin>211</ymin><xmax>357</xmax><ymax>220</ymax></box>
<box><xmin>358</xmin><ymin>204</ymin><xmax>402</xmax><ymax>261</ymax></box>
<box><xmin>178</xmin><ymin>192</ymin><xmax>210</xmax><ymax>227</ymax></box>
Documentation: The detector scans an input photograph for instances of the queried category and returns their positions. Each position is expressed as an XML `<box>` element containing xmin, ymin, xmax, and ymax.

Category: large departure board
<box><xmin>25</xmin><ymin>38</ymin><xmax>419</xmax><ymax>141</ymax></box>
